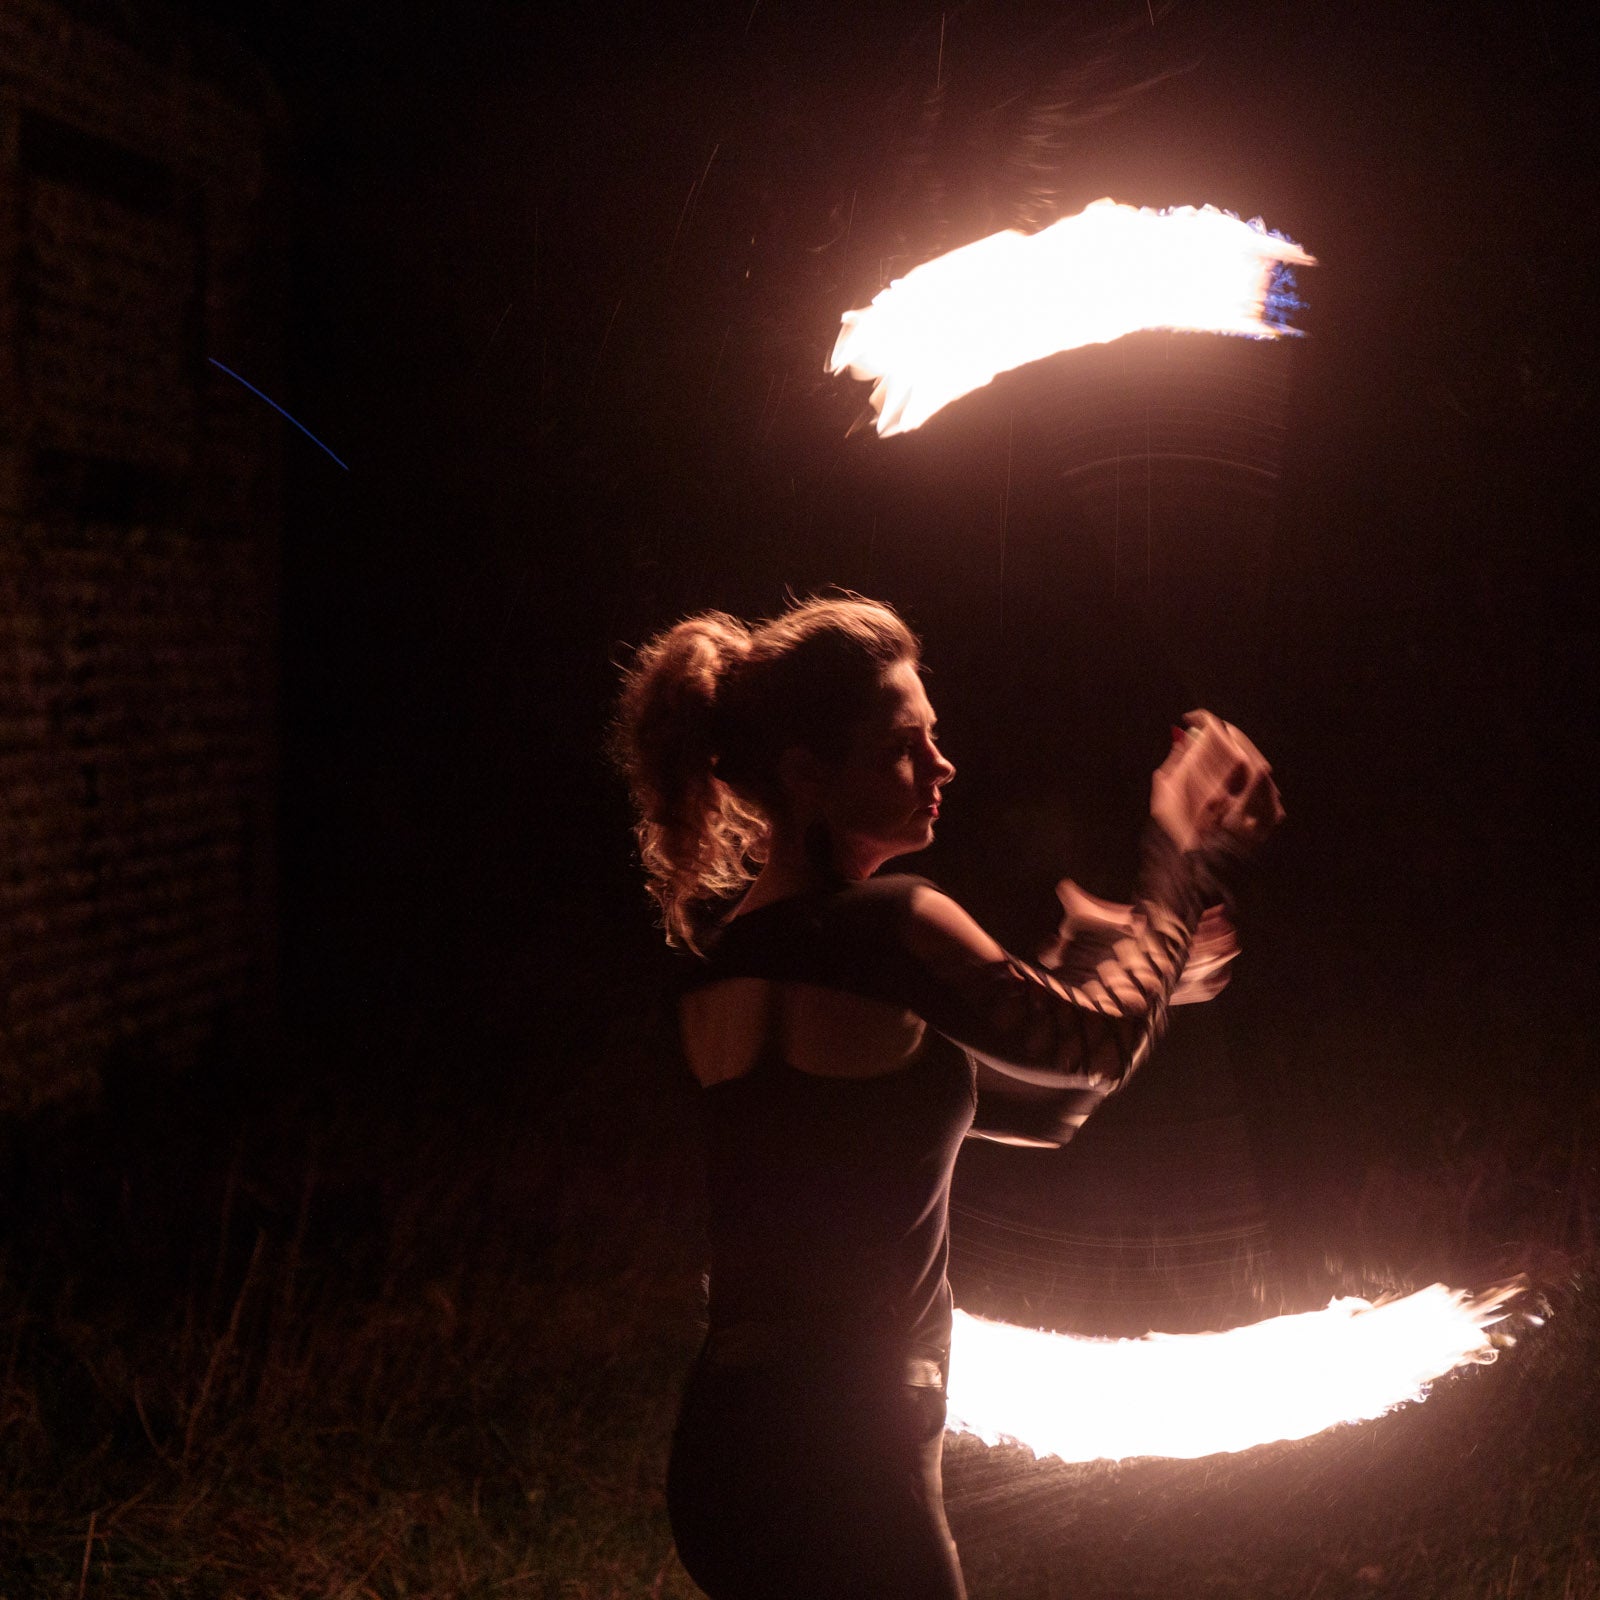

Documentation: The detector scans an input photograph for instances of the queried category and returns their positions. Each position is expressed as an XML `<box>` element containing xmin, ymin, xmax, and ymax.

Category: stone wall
<box><xmin>0</xmin><ymin>0</ymin><xmax>282</xmax><ymax>1114</ymax></box>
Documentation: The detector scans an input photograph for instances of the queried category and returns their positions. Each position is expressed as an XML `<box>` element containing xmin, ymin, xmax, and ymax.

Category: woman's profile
<box><xmin>612</xmin><ymin>593</ymin><xmax>1281</xmax><ymax>1600</ymax></box>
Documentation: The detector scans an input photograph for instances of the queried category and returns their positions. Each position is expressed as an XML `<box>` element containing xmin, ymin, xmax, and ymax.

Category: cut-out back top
<box><xmin>680</xmin><ymin>836</ymin><xmax>1217</xmax><ymax>1367</ymax></box>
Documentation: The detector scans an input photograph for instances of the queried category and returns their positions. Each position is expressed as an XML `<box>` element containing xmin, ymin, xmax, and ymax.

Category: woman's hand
<box><xmin>1150</xmin><ymin>710</ymin><xmax>1284</xmax><ymax>855</ymax></box>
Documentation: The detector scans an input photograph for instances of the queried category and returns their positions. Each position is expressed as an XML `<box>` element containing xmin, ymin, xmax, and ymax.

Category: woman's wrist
<box><xmin>1135</xmin><ymin>822</ymin><xmax>1233</xmax><ymax>931</ymax></box>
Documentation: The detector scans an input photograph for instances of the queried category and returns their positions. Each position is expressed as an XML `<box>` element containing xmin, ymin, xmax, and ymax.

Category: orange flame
<box><xmin>829</xmin><ymin>198</ymin><xmax>1315</xmax><ymax>436</ymax></box>
<box><xmin>947</xmin><ymin>1283</ymin><xmax>1524</xmax><ymax>1462</ymax></box>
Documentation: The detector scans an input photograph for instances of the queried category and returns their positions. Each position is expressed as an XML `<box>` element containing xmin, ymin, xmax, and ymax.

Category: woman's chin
<box><xmin>851</xmin><ymin>819</ymin><xmax>936</xmax><ymax>873</ymax></box>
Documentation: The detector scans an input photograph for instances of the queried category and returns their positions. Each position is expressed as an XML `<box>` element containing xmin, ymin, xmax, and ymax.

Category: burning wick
<box><xmin>946</xmin><ymin>1282</ymin><xmax>1524</xmax><ymax>1463</ymax></box>
<box><xmin>829</xmin><ymin>198</ymin><xmax>1315</xmax><ymax>437</ymax></box>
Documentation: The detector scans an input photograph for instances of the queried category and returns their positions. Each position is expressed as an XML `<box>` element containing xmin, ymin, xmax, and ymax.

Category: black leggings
<box><xmin>667</xmin><ymin>1354</ymin><xmax>967</xmax><ymax>1600</ymax></box>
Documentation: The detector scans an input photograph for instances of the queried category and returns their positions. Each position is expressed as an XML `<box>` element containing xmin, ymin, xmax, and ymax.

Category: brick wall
<box><xmin>0</xmin><ymin>0</ymin><xmax>282</xmax><ymax>1114</ymax></box>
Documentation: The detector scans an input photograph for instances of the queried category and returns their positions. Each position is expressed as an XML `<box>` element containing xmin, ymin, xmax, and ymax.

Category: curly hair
<box><xmin>611</xmin><ymin>595</ymin><xmax>920</xmax><ymax>951</ymax></box>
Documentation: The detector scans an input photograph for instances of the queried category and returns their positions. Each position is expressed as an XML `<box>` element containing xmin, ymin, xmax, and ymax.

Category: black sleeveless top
<box><xmin>687</xmin><ymin>877</ymin><xmax>977</xmax><ymax>1363</ymax></box>
<box><xmin>680</xmin><ymin>846</ymin><xmax>1213</xmax><ymax>1366</ymax></box>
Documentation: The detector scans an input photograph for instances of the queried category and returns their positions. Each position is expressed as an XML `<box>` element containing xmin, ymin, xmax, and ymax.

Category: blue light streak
<box><xmin>207</xmin><ymin>358</ymin><xmax>350</xmax><ymax>470</ymax></box>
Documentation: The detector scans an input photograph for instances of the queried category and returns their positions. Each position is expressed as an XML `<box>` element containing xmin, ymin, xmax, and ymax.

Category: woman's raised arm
<box><xmin>899</xmin><ymin>830</ymin><xmax>1206</xmax><ymax>1095</ymax></box>
<box><xmin>897</xmin><ymin>711</ymin><xmax>1281</xmax><ymax>1142</ymax></box>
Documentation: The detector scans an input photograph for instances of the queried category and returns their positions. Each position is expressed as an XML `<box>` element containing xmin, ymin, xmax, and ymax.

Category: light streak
<box><xmin>208</xmin><ymin>358</ymin><xmax>350</xmax><ymax>470</ymax></box>
<box><xmin>946</xmin><ymin>1282</ymin><xmax>1523</xmax><ymax>1463</ymax></box>
<box><xmin>829</xmin><ymin>198</ymin><xmax>1315</xmax><ymax>437</ymax></box>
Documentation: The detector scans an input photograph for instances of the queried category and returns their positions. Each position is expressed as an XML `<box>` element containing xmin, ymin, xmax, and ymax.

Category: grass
<box><xmin>1</xmin><ymin>992</ymin><xmax>1597</xmax><ymax>1598</ymax></box>
<box><xmin>0</xmin><ymin>1020</ymin><xmax>711</xmax><ymax>1599</ymax></box>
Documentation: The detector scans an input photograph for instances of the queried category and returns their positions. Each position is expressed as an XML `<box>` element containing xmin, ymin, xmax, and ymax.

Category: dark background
<box><xmin>172</xmin><ymin>0</ymin><xmax>1598</xmax><ymax>1290</ymax></box>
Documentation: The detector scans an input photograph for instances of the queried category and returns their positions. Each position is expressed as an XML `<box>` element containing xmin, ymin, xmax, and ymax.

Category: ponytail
<box><xmin>610</xmin><ymin>613</ymin><xmax>766</xmax><ymax>952</ymax></box>
<box><xmin>612</xmin><ymin>595</ymin><xmax>919</xmax><ymax>951</ymax></box>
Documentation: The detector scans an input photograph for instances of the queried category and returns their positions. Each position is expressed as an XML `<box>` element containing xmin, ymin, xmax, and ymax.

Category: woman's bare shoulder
<box><xmin>901</xmin><ymin>882</ymin><xmax>1007</xmax><ymax>964</ymax></box>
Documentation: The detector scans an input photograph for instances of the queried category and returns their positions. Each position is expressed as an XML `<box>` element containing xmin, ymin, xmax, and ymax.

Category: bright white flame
<box><xmin>829</xmin><ymin>198</ymin><xmax>1315</xmax><ymax>437</ymax></box>
<box><xmin>947</xmin><ymin>1283</ymin><xmax>1521</xmax><ymax>1463</ymax></box>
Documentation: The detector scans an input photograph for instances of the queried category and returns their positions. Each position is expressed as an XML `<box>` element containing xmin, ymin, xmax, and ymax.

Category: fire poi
<box><xmin>829</xmin><ymin>197</ymin><xmax>1315</xmax><ymax>436</ymax></box>
<box><xmin>940</xmin><ymin>891</ymin><xmax>1521</xmax><ymax>1461</ymax></box>
<box><xmin>935</xmin><ymin>899</ymin><xmax>1522</xmax><ymax>1462</ymax></box>
<box><xmin>825</xmin><ymin>204</ymin><xmax>1523</xmax><ymax>1462</ymax></box>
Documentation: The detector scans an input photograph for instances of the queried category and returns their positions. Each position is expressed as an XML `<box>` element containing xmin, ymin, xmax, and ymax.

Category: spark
<box><xmin>670</xmin><ymin>144</ymin><xmax>721</xmax><ymax>262</ymax></box>
<box><xmin>474</xmin><ymin>301</ymin><xmax>515</xmax><ymax>368</ymax></box>
<box><xmin>587</xmin><ymin>299</ymin><xmax>623</xmax><ymax>401</ymax></box>
<box><xmin>946</xmin><ymin>1281</ymin><xmax>1523</xmax><ymax>1463</ymax></box>
<box><xmin>829</xmin><ymin>198</ymin><xmax>1314</xmax><ymax>437</ymax></box>
<box><xmin>207</xmin><ymin>358</ymin><xmax>349</xmax><ymax>470</ymax></box>
<box><xmin>707</xmin><ymin>324</ymin><xmax>733</xmax><ymax>400</ymax></box>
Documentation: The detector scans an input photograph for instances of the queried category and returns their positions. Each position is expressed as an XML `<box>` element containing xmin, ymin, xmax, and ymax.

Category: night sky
<box><xmin>168</xmin><ymin>0</ymin><xmax>1595</xmax><ymax>1235</ymax></box>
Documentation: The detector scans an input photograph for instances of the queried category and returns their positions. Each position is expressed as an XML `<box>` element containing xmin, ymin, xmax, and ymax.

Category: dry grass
<box><xmin>0</xmin><ymin>1038</ymin><xmax>710</xmax><ymax>1599</ymax></box>
<box><xmin>1</xmin><ymin>1007</ymin><xmax>1596</xmax><ymax>1598</ymax></box>
<box><xmin>1</xmin><ymin>1255</ymin><xmax>707</xmax><ymax>1596</ymax></box>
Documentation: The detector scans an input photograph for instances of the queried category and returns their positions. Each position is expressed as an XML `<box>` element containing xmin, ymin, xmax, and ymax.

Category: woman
<box><xmin>612</xmin><ymin>594</ymin><xmax>1280</xmax><ymax>1600</ymax></box>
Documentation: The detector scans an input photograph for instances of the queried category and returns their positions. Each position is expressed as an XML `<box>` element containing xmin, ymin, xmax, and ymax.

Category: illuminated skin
<box><xmin>699</xmin><ymin>671</ymin><xmax>1280</xmax><ymax>1091</ymax></box>
<box><xmin>738</xmin><ymin>659</ymin><xmax>956</xmax><ymax>909</ymax></box>
<box><xmin>737</xmin><ymin>669</ymin><xmax>1281</xmax><ymax>962</ymax></box>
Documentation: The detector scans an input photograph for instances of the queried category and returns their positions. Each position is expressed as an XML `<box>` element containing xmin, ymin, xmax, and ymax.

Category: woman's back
<box><xmin>681</xmin><ymin>879</ymin><xmax>976</xmax><ymax>1365</ymax></box>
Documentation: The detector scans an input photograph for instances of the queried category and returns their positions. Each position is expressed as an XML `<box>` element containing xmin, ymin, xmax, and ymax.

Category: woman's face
<box><xmin>819</xmin><ymin>659</ymin><xmax>956</xmax><ymax>875</ymax></box>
